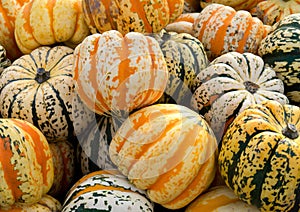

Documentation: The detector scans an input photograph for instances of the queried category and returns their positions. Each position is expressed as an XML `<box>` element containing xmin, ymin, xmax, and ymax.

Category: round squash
<box><xmin>193</xmin><ymin>3</ymin><xmax>271</xmax><ymax>60</ymax></box>
<box><xmin>147</xmin><ymin>29</ymin><xmax>209</xmax><ymax>106</ymax></box>
<box><xmin>73</xmin><ymin>30</ymin><xmax>169</xmax><ymax>117</ymax></box>
<box><xmin>219</xmin><ymin>100</ymin><xmax>300</xmax><ymax>211</ymax></box>
<box><xmin>0</xmin><ymin>44</ymin><xmax>11</xmax><ymax>75</ymax></box>
<box><xmin>109</xmin><ymin>104</ymin><xmax>218</xmax><ymax>209</ymax></box>
<box><xmin>191</xmin><ymin>51</ymin><xmax>289</xmax><ymax>142</ymax></box>
<box><xmin>48</xmin><ymin>140</ymin><xmax>76</xmax><ymax>199</ymax></box>
<box><xmin>251</xmin><ymin>0</ymin><xmax>300</xmax><ymax>25</ymax></box>
<box><xmin>0</xmin><ymin>46</ymin><xmax>94</xmax><ymax>142</ymax></box>
<box><xmin>199</xmin><ymin>0</ymin><xmax>264</xmax><ymax>11</ymax></box>
<box><xmin>76</xmin><ymin>114</ymin><xmax>120</xmax><ymax>175</ymax></box>
<box><xmin>82</xmin><ymin>0</ymin><xmax>184</xmax><ymax>35</ymax></box>
<box><xmin>0</xmin><ymin>0</ymin><xmax>29</xmax><ymax>60</ymax></box>
<box><xmin>185</xmin><ymin>185</ymin><xmax>259</xmax><ymax>211</ymax></box>
<box><xmin>258</xmin><ymin>13</ymin><xmax>300</xmax><ymax>105</ymax></box>
<box><xmin>1</xmin><ymin>194</ymin><xmax>62</xmax><ymax>212</ymax></box>
<box><xmin>61</xmin><ymin>170</ymin><xmax>154</xmax><ymax>211</ymax></box>
<box><xmin>0</xmin><ymin>118</ymin><xmax>54</xmax><ymax>208</ymax></box>
<box><xmin>14</xmin><ymin>0</ymin><xmax>90</xmax><ymax>54</ymax></box>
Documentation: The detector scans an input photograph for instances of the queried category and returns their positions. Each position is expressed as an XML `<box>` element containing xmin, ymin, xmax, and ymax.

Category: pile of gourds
<box><xmin>0</xmin><ymin>0</ymin><xmax>299</xmax><ymax>211</ymax></box>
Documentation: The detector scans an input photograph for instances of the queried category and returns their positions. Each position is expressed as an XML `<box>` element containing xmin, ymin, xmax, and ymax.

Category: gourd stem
<box><xmin>35</xmin><ymin>68</ymin><xmax>50</xmax><ymax>83</ymax></box>
<box><xmin>282</xmin><ymin>123</ymin><xmax>299</xmax><ymax>139</ymax></box>
<box><xmin>244</xmin><ymin>81</ymin><xmax>259</xmax><ymax>94</ymax></box>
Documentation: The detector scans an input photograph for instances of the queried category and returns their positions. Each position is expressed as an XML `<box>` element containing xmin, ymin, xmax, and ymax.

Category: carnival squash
<box><xmin>73</xmin><ymin>30</ymin><xmax>169</xmax><ymax>117</ymax></box>
<box><xmin>109</xmin><ymin>104</ymin><xmax>218</xmax><ymax>209</ymax></box>
<box><xmin>219</xmin><ymin>100</ymin><xmax>300</xmax><ymax>211</ymax></box>
<box><xmin>0</xmin><ymin>118</ymin><xmax>53</xmax><ymax>208</ymax></box>
<box><xmin>199</xmin><ymin>0</ymin><xmax>263</xmax><ymax>11</ymax></box>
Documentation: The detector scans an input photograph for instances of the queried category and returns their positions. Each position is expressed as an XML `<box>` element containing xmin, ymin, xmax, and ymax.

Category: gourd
<box><xmin>61</xmin><ymin>170</ymin><xmax>154</xmax><ymax>211</ymax></box>
<box><xmin>0</xmin><ymin>118</ymin><xmax>53</xmax><ymax>208</ymax></box>
<box><xmin>0</xmin><ymin>46</ymin><xmax>94</xmax><ymax>142</ymax></box>
<box><xmin>199</xmin><ymin>0</ymin><xmax>263</xmax><ymax>11</ymax></box>
<box><xmin>82</xmin><ymin>0</ymin><xmax>184</xmax><ymax>35</ymax></box>
<box><xmin>193</xmin><ymin>3</ymin><xmax>271</xmax><ymax>60</ymax></box>
<box><xmin>185</xmin><ymin>185</ymin><xmax>259</xmax><ymax>211</ymax></box>
<box><xmin>191</xmin><ymin>51</ymin><xmax>289</xmax><ymax>141</ymax></box>
<box><xmin>148</xmin><ymin>29</ymin><xmax>209</xmax><ymax>106</ymax></box>
<box><xmin>0</xmin><ymin>45</ymin><xmax>11</xmax><ymax>75</ymax></box>
<box><xmin>258</xmin><ymin>13</ymin><xmax>300</xmax><ymax>105</ymax></box>
<box><xmin>109</xmin><ymin>104</ymin><xmax>218</xmax><ymax>209</ymax></box>
<box><xmin>218</xmin><ymin>100</ymin><xmax>300</xmax><ymax>211</ymax></box>
<box><xmin>14</xmin><ymin>0</ymin><xmax>90</xmax><ymax>54</ymax></box>
<box><xmin>73</xmin><ymin>30</ymin><xmax>169</xmax><ymax>118</ymax></box>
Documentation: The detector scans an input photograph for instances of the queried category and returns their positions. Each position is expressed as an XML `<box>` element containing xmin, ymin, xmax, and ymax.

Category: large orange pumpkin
<box><xmin>82</xmin><ymin>0</ymin><xmax>184</xmax><ymax>35</ymax></box>
<box><xmin>0</xmin><ymin>0</ymin><xmax>29</xmax><ymax>60</ymax></box>
<box><xmin>73</xmin><ymin>30</ymin><xmax>169</xmax><ymax>117</ymax></box>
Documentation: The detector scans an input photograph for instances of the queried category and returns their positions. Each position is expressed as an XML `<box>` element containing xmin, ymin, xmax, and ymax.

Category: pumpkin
<box><xmin>109</xmin><ymin>104</ymin><xmax>218</xmax><ymax>209</ymax></box>
<box><xmin>251</xmin><ymin>0</ymin><xmax>300</xmax><ymax>25</ymax></box>
<box><xmin>0</xmin><ymin>118</ymin><xmax>53</xmax><ymax>208</ymax></box>
<box><xmin>199</xmin><ymin>0</ymin><xmax>264</xmax><ymax>11</ymax></box>
<box><xmin>76</xmin><ymin>114</ymin><xmax>120</xmax><ymax>175</ymax></box>
<box><xmin>218</xmin><ymin>100</ymin><xmax>300</xmax><ymax>211</ymax></box>
<box><xmin>0</xmin><ymin>46</ymin><xmax>94</xmax><ymax>142</ymax></box>
<box><xmin>0</xmin><ymin>0</ymin><xmax>29</xmax><ymax>60</ymax></box>
<box><xmin>191</xmin><ymin>52</ymin><xmax>289</xmax><ymax>142</ymax></box>
<box><xmin>0</xmin><ymin>195</ymin><xmax>62</xmax><ymax>212</ymax></box>
<box><xmin>183</xmin><ymin>0</ymin><xmax>201</xmax><ymax>12</ymax></box>
<box><xmin>73</xmin><ymin>30</ymin><xmax>169</xmax><ymax>118</ymax></box>
<box><xmin>258</xmin><ymin>13</ymin><xmax>300</xmax><ymax>105</ymax></box>
<box><xmin>185</xmin><ymin>185</ymin><xmax>259</xmax><ymax>211</ymax></box>
<box><xmin>48</xmin><ymin>140</ymin><xmax>76</xmax><ymax>199</ymax></box>
<box><xmin>147</xmin><ymin>29</ymin><xmax>209</xmax><ymax>106</ymax></box>
<box><xmin>14</xmin><ymin>0</ymin><xmax>90</xmax><ymax>54</ymax></box>
<box><xmin>193</xmin><ymin>3</ymin><xmax>271</xmax><ymax>60</ymax></box>
<box><xmin>61</xmin><ymin>170</ymin><xmax>154</xmax><ymax>211</ymax></box>
<box><xmin>82</xmin><ymin>0</ymin><xmax>184</xmax><ymax>35</ymax></box>
<box><xmin>0</xmin><ymin>45</ymin><xmax>11</xmax><ymax>75</ymax></box>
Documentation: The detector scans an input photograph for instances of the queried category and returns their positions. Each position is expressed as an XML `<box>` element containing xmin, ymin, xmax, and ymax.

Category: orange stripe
<box><xmin>101</xmin><ymin>0</ymin><xmax>117</xmax><ymax>30</ymax></box>
<box><xmin>46</xmin><ymin>0</ymin><xmax>56</xmax><ymax>40</ymax></box>
<box><xmin>128</xmin><ymin>0</ymin><xmax>152</xmax><ymax>32</ymax></box>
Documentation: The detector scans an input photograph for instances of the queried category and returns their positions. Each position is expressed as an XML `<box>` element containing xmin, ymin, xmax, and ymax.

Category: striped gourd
<box><xmin>14</xmin><ymin>0</ymin><xmax>90</xmax><ymax>54</ymax></box>
<box><xmin>73</xmin><ymin>30</ymin><xmax>169</xmax><ymax>118</ymax></box>
<box><xmin>0</xmin><ymin>45</ymin><xmax>11</xmax><ymax>75</ymax></box>
<box><xmin>258</xmin><ymin>13</ymin><xmax>300</xmax><ymax>105</ymax></box>
<box><xmin>82</xmin><ymin>0</ymin><xmax>184</xmax><ymax>35</ymax></box>
<box><xmin>199</xmin><ymin>0</ymin><xmax>264</xmax><ymax>11</ymax></box>
<box><xmin>61</xmin><ymin>170</ymin><xmax>154</xmax><ymax>211</ymax></box>
<box><xmin>76</xmin><ymin>115</ymin><xmax>120</xmax><ymax>175</ymax></box>
<box><xmin>148</xmin><ymin>29</ymin><xmax>209</xmax><ymax>106</ymax></box>
<box><xmin>193</xmin><ymin>3</ymin><xmax>271</xmax><ymax>60</ymax></box>
<box><xmin>251</xmin><ymin>0</ymin><xmax>300</xmax><ymax>25</ymax></box>
<box><xmin>186</xmin><ymin>186</ymin><xmax>259</xmax><ymax>211</ymax></box>
<box><xmin>109</xmin><ymin>104</ymin><xmax>218</xmax><ymax>209</ymax></box>
<box><xmin>191</xmin><ymin>52</ymin><xmax>289</xmax><ymax>141</ymax></box>
<box><xmin>0</xmin><ymin>118</ymin><xmax>53</xmax><ymax>208</ymax></box>
<box><xmin>2</xmin><ymin>194</ymin><xmax>61</xmax><ymax>212</ymax></box>
<box><xmin>48</xmin><ymin>140</ymin><xmax>76</xmax><ymax>199</ymax></box>
<box><xmin>219</xmin><ymin>100</ymin><xmax>300</xmax><ymax>212</ymax></box>
<box><xmin>0</xmin><ymin>46</ymin><xmax>94</xmax><ymax>142</ymax></box>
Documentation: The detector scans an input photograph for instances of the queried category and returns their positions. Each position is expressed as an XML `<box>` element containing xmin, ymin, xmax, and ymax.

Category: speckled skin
<box><xmin>193</xmin><ymin>3</ymin><xmax>271</xmax><ymax>60</ymax></box>
<box><xmin>73</xmin><ymin>30</ymin><xmax>169</xmax><ymax>118</ymax></box>
<box><xmin>82</xmin><ymin>0</ymin><xmax>184</xmax><ymax>35</ymax></box>
<box><xmin>191</xmin><ymin>52</ymin><xmax>289</xmax><ymax>141</ymax></box>
<box><xmin>258</xmin><ymin>13</ymin><xmax>300</xmax><ymax>105</ymax></box>
<box><xmin>219</xmin><ymin>100</ymin><xmax>300</xmax><ymax>212</ymax></box>
<box><xmin>0</xmin><ymin>46</ymin><xmax>94</xmax><ymax>142</ymax></box>
<box><xmin>251</xmin><ymin>0</ymin><xmax>300</xmax><ymax>25</ymax></box>
<box><xmin>62</xmin><ymin>170</ymin><xmax>154</xmax><ymax>211</ymax></box>
<box><xmin>0</xmin><ymin>119</ymin><xmax>54</xmax><ymax>208</ymax></box>
<box><xmin>14</xmin><ymin>0</ymin><xmax>90</xmax><ymax>54</ymax></box>
<box><xmin>109</xmin><ymin>104</ymin><xmax>218</xmax><ymax>209</ymax></box>
<box><xmin>148</xmin><ymin>30</ymin><xmax>209</xmax><ymax>106</ymax></box>
<box><xmin>200</xmin><ymin>0</ymin><xmax>263</xmax><ymax>11</ymax></box>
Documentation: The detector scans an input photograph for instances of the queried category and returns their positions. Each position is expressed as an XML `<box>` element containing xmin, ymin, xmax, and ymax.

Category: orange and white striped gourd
<box><xmin>82</xmin><ymin>0</ymin><xmax>184</xmax><ymax>35</ymax></box>
<box><xmin>73</xmin><ymin>30</ymin><xmax>169</xmax><ymax>117</ymax></box>
<box><xmin>14</xmin><ymin>0</ymin><xmax>90</xmax><ymax>54</ymax></box>
<box><xmin>109</xmin><ymin>104</ymin><xmax>218</xmax><ymax>209</ymax></box>
<box><xmin>199</xmin><ymin>0</ymin><xmax>264</xmax><ymax>11</ymax></box>
<box><xmin>0</xmin><ymin>118</ymin><xmax>53</xmax><ymax>208</ymax></box>
<box><xmin>193</xmin><ymin>3</ymin><xmax>271</xmax><ymax>60</ymax></box>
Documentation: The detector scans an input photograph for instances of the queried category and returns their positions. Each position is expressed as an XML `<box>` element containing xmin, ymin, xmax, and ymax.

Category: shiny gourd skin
<box><xmin>219</xmin><ymin>100</ymin><xmax>300</xmax><ymax>211</ymax></box>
